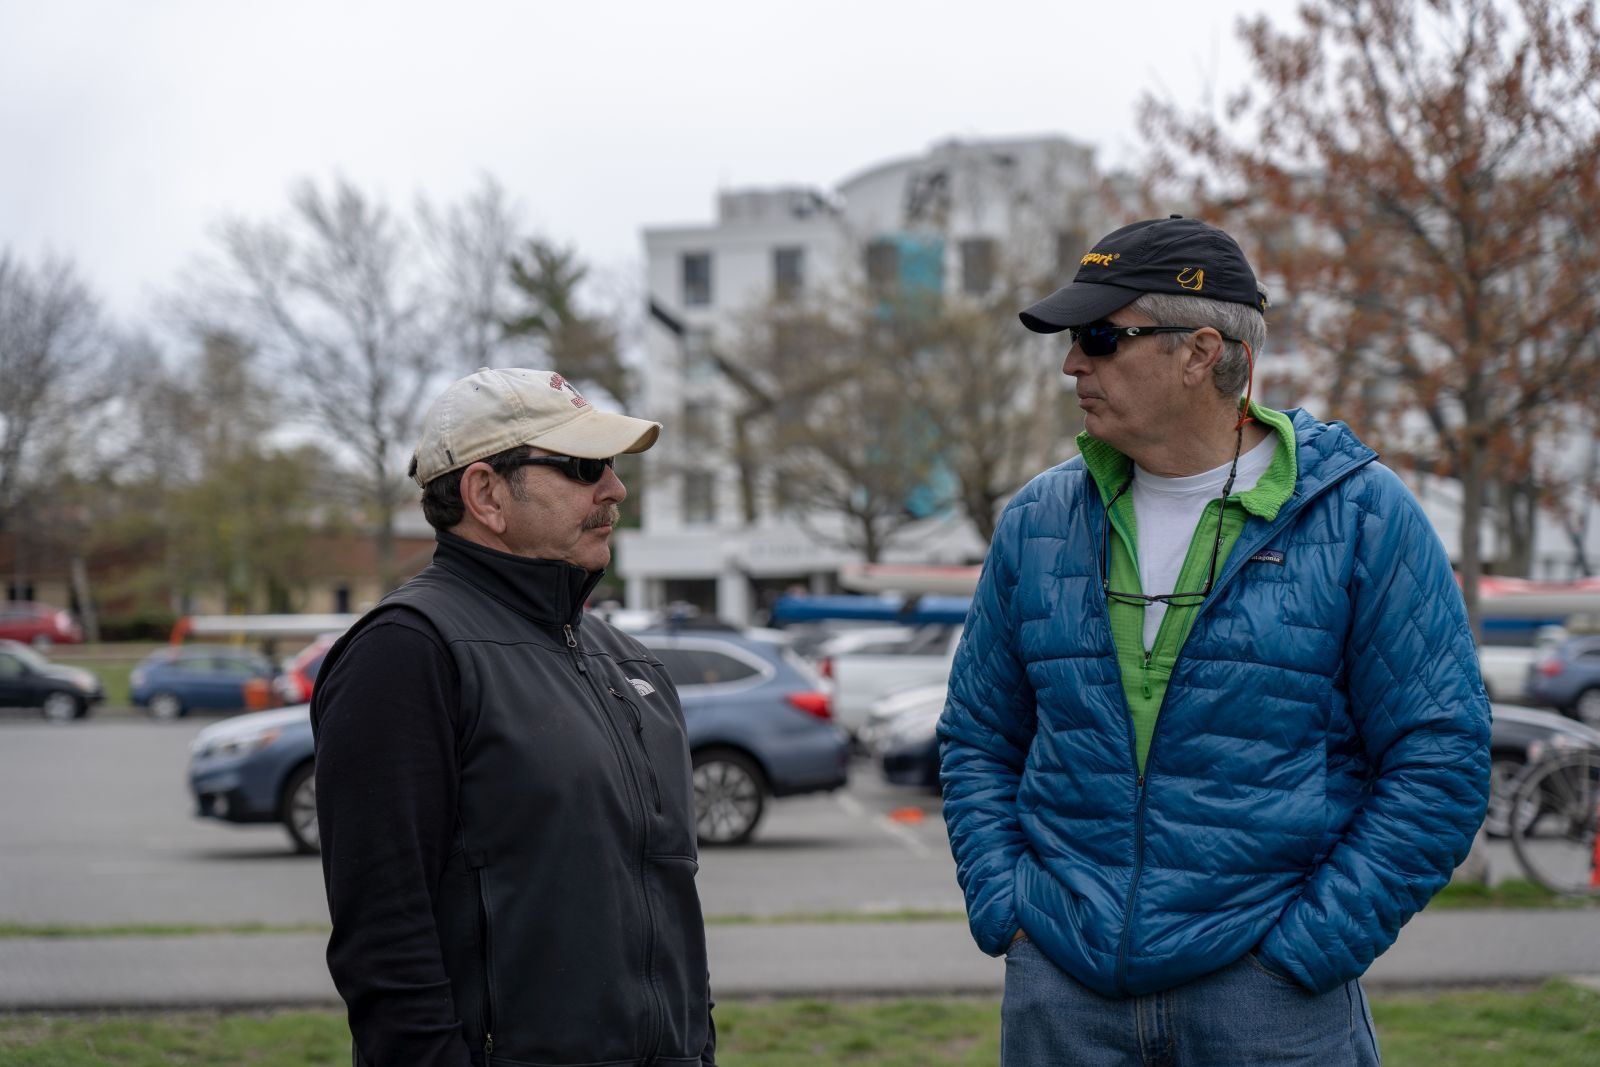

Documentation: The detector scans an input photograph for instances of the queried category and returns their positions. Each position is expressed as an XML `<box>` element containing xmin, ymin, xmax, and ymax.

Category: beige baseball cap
<box><xmin>409</xmin><ymin>367</ymin><xmax>661</xmax><ymax>487</ymax></box>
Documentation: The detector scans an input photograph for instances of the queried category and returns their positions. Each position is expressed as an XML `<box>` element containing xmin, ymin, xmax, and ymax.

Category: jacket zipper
<box><xmin>1114</xmin><ymin>773</ymin><xmax>1149</xmax><ymax>994</ymax></box>
<box><xmin>564</xmin><ymin>624</ymin><xmax>585</xmax><ymax>672</ymax></box>
<box><xmin>470</xmin><ymin>859</ymin><xmax>497</xmax><ymax>1063</ymax></box>
<box><xmin>610</xmin><ymin>686</ymin><xmax>663</xmax><ymax>813</ymax></box>
<box><xmin>568</xmin><ymin>622</ymin><xmax>665</xmax><ymax>1061</ymax></box>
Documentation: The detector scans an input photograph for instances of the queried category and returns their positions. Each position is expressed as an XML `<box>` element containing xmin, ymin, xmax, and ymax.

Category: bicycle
<box><xmin>1508</xmin><ymin>748</ymin><xmax>1600</xmax><ymax>897</ymax></box>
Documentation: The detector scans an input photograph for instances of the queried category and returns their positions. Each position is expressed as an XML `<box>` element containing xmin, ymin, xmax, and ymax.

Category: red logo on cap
<box><xmin>549</xmin><ymin>373</ymin><xmax>566</xmax><ymax>391</ymax></box>
<box><xmin>571</xmin><ymin>396</ymin><xmax>589</xmax><ymax>408</ymax></box>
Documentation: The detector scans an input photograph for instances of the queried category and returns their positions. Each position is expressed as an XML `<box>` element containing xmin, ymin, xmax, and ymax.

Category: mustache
<box><xmin>583</xmin><ymin>504</ymin><xmax>621</xmax><ymax>530</ymax></box>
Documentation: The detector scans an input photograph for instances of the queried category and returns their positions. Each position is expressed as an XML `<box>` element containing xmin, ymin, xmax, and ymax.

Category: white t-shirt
<box><xmin>1131</xmin><ymin>433</ymin><xmax>1278</xmax><ymax>651</ymax></box>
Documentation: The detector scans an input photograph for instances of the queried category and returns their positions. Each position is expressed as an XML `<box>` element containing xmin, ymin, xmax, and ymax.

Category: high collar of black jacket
<box><xmin>432</xmin><ymin>530</ymin><xmax>605</xmax><ymax>630</ymax></box>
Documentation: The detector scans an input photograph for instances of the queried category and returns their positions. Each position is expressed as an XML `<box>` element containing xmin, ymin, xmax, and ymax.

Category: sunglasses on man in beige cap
<box><xmin>409</xmin><ymin>368</ymin><xmax>661</xmax><ymax>488</ymax></box>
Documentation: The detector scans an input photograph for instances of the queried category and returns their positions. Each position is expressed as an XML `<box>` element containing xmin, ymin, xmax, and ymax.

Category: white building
<box><xmin>618</xmin><ymin>135</ymin><xmax>1107</xmax><ymax>623</ymax></box>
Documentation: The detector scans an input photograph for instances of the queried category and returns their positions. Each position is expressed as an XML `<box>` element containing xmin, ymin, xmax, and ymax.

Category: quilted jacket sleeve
<box><xmin>1258</xmin><ymin>467</ymin><xmax>1491</xmax><ymax>993</ymax></box>
<box><xmin>938</xmin><ymin>499</ymin><xmax>1039</xmax><ymax>956</ymax></box>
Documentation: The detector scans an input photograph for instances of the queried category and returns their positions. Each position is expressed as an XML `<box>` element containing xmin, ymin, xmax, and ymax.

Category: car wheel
<box><xmin>692</xmin><ymin>748</ymin><xmax>767</xmax><ymax>846</ymax></box>
<box><xmin>41</xmin><ymin>691</ymin><xmax>84</xmax><ymax>723</ymax></box>
<box><xmin>1483</xmin><ymin>755</ymin><xmax>1540</xmax><ymax>838</ymax></box>
<box><xmin>147</xmin><ymin>691</ymin><xmax>185</xmax><ymax>721</ymax></box>
<box><xmin>280</xmin><ymin>762</ymin><xmax>320</xmax><ymax>854</ymax></box>
<box><xmin>1573</xmin><ymin>688</ymin><xmax>1600</xmax><ymax>729</ymax></box>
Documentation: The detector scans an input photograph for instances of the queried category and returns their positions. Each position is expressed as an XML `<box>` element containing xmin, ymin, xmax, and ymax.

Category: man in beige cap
<box><xmin>312</xmin><ymin>368</ymin><xmax>716</xmax><ymax>1067</ymax></box>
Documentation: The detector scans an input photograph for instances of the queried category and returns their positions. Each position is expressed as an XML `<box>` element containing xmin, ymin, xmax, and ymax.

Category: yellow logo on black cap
<box><xmin>1177</xmin><ymin>267</ymin><xmax>1204</xmax><ymax>291</ymax></box>
<box><xmin>1081</xmin><ymin>252</ymin><xmax>1121</xmax><ymax>267</ymax></box>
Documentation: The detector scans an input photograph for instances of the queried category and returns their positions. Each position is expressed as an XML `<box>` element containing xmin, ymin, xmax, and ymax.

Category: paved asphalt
<box><xmin>4</xmin><ymin>910</ymin><xmax>1599</xmax><ymax>1009</ymax></box>
<box><xmin>2</xmin><ymin>717</ymin><xmax>1597</xmax><ymax>1010</ymax></box>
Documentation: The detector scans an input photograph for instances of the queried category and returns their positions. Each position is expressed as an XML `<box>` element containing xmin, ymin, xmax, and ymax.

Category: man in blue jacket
<box><xmin>938</xmin><ymin>216</ymin><xmax>1490</xmax><ymax>1065</ymax></box>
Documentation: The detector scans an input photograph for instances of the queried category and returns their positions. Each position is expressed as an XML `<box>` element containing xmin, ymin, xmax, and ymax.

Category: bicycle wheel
<box><xmin>1508</xmin><ymin>750</ymin><xmax>1600</xmax><ymax>897</ymax></box>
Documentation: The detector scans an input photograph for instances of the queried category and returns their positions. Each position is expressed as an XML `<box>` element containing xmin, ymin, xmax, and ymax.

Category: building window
<box><xmin>773</xmin><ymin>247</ymin><xmax>804</xmax><ymax>301</ymax></box>
<box><xmin>1056</xmin><ymin>228</ymin><xmax>1087</xmax><ymax>277</ymax></box>
<box><xmin>683</xmin><ymin>328</ymin><xmax>718</xmax><ymax>384</ymax></box>
<box><xmin>682</xmin><ymin>252</ymin><xmax>713</xmax><ymax>307</ymax></box>
<box><xmin>683</xmin><ymin>401</ymin><xmax>718</xmax><ymax>450</ymax></box>
<box><xmin>682</xmin><ymin>470</ymin><xmax>716</xmax><ymax>525</ymax></box>
<box><xmin>333</xmin><ymin>584</ymin><xmax>351</xmax><ymax>614</ymax></box>
<box><xmin>961</xmin><ymin>238</ymin><xmax>995</xmax><ymax>294</ymax></box>
<box><xmin>866</xmin><ymin>240</ymin><xmax>899</xmax><ymax>292</ymax></box>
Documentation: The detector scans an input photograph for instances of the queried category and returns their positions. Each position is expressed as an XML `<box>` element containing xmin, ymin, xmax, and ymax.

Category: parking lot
<box><xmin>0</xmin><ymin>716</ymin><xmax>964</xmax><ymax>928</ymax></box>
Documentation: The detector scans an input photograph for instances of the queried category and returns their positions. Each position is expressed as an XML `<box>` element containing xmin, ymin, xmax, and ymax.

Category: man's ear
<box><xmin>459</xmin><ymin>463</ymin><xmax>508</xmax><ymax>534</ymax></box>
<box><xmin>1181</xmin><ymin>328</ymin><xmax>1225</xmax><ymax>388</ymax></box>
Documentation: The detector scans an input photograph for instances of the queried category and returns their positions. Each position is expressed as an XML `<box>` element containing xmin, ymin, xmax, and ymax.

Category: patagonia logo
<box><xmin>629</xmin><ymin>677</ymin><xmax>657</xmax><ymax>697</ymax></box>
<box><xmin>1081</xmin><ymin>252</ymin><xmax>1121</xmax><ymax>267</ymax></box>
<box><xmin>1177</xmin><ymin>267</ymin><xmax>1205</xmax><ymax>291</ymax></box>
<box><xmin>1249</xmin><ymin>549</ymin><xmax>1285</xmax><ymax>566</ymax></box>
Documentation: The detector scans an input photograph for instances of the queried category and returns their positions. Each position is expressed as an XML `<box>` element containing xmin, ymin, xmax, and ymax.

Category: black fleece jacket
<box><xmin>312</xmin><ymin>532</ymin><xmax>715</xmax><ymax>1066</ymax></box>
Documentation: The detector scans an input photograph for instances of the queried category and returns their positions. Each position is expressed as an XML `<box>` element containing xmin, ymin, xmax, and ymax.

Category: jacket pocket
<box><xmin>471</xmin><ymin>852</ymin><xmax>498</xmax><ymax>1064</ymax></box>
<box><xmin>645</xmin><ymin>854</ymin><xmax>711</xmax><ymax>1062</ymax></box>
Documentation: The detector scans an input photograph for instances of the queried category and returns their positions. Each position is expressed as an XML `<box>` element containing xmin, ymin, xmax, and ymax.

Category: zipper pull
<box><xmin>485</xmin><ymin>1033</ymin><xmax>494</xmax><ymax>1055</ymax></box>
<box><xmin>564</xmin><ymin>625</ymin><xmax>586</xmax><ymax>672</ymax></box>
<box><xmin>1141</xmin><ymin>652</ymin><xmax>1153</xmax><ymax>700</ymax></box>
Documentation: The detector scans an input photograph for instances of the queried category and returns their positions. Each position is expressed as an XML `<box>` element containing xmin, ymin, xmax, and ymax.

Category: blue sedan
<box><xmin>189</xmin><ymin>705</ymin><xmax>318</xmax><ymax>852</ymax></box>
<box><xmin>636</xmin><ymin>629</ymin><xmax>850</xmax><ymax>844</ymax></box>
<box><xmin>132</xmin><ymin>646</ymin><xmax>278</xmax><ymax>720</ymax></box>
<box><xmin>188</xmin><ymin>628</ymin><xmax>848</xmax><ymax>853</ymax></box>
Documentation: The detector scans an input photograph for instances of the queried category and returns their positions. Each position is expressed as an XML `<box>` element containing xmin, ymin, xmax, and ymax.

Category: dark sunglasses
<box><xmin>509</xmin><ymin>454</ymin><xmax>616</xmax><ymax>485</ymax></box>
<box><xmin>1069</xmin><ymin>322</ymin><xmax>1243</xmax><ymax>358</ymax></box>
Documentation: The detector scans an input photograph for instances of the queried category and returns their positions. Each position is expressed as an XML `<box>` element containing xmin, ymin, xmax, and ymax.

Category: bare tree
<box><xmin>732</xmin><ymin>292</ymin><xmax>952</xmax><ymax>562</ymax></box>
<box><xmin>419</xmin><ymin>174</ymin><xmax>531</xmax><ymax>373</ymax></box>
<box><xmin>207</xmin><ymin>178</ymin><xmax>442</xmax><ymax>590</ymax></box>
<box><xmin>1143</xmin><ymin>0</ymin><xmax>1600</xmax><ymax>634</ymax></box>
<box><xmin>0</xmin><ymin>252</ymin><xmax>105</xmax><ymax>536</ymax></box>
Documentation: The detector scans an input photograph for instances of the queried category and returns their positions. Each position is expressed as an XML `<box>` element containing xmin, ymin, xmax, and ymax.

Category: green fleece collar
<box><xmin>1078</xmin><ymin>402</ymin><xmax>1298</xmax><ymax>521</ymax></box>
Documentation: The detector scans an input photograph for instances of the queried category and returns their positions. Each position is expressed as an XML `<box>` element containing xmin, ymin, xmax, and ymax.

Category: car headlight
<box><xmin>194</xmin><ymin>727</ymin><xmax>282</xmax><ymax>760</ymax></box>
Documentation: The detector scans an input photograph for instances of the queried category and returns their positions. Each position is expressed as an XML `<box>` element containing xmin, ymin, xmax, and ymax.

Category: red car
<box><xmin>0</xmin><ymin>602</ymin><xmax>83</xmax><ymax>648</ymax></box>
<box><xmin>276</xmin><ymin>632</ymin><xmax>342</xmax><ymax>704</ymax></box>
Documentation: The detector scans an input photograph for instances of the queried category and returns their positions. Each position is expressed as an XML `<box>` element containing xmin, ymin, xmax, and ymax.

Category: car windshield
<box><xmin>4</xmin><ymin>642</ymin><xmax>52</xmax><ymax>672</ymax></box>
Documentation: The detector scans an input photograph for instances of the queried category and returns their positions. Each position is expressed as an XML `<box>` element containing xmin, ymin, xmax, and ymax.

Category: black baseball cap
<box><xmin>1020</xmin><ymin>215</ymin><xmax>1268</xmax><ymax>334</ymax></box>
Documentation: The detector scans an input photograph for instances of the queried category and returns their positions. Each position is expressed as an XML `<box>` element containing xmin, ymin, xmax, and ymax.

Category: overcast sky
<box><xmin>1</xmin><ymin>0</ymin><xmax>1304</xmax><ymax>323</ymax></box>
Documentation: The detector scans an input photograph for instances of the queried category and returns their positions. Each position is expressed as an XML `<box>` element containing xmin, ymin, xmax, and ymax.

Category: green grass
<box><xmin>1371</xmin><ymin>980</ymin><xmax>1600</xmax><ymax>1066</ymax></box>
<box><xmin>0</xmin><ymin>922</ymin><xmax>332</xmax><ymax>939</ymax></box>
<box><xmin>2</xmin><ymin>984</ymin><xmax>1596</xmax><ymax>1066</ymax></box>
<box><xmin>1434</xmin><ymin>878</ymin><xmax>1599</xmax><ymax>909</ymax></box>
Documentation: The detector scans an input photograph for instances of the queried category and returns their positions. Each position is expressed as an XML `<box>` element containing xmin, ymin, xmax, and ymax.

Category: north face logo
<box><xmin>629</xmin><ymin>678</ymin><xmax>656</xmax><ymax>697</ymax></box>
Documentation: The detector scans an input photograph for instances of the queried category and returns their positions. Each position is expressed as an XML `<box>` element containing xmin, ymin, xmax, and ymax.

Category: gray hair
<box><xmin>1127</xmin><ymin>291</ymin><xmax>1267</xmax><ymax>398</ymax></box>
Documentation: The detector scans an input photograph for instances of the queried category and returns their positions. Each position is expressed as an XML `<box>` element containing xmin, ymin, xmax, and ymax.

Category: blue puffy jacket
<box><xmin>938</xmin><ymin>410</ymin><xmax>1490</xmax><ymax>996</ymax></box>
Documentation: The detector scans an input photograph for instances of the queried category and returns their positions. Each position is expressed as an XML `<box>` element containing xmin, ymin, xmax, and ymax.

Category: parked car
<box><xmin>826</xmin><ymin>624</ymin><xmax>963</xmax><ymax>737</ymax></box>
<box><xmin>869</xmin><ymin>682</ymin><xmax>1600</xmax><ymax>840</ymax></box>
<box><xmin>188</xmin><ymin>705</ymin><xmax>318</xmax><ymax>852</ymax></box>
<box><xmin>0</xmin><ymin>638</ymin><xmax>103</xmax><ymax>721</ymax></box>
<box><xmin>0</xmin><ymin>601</ymin><xmax>82</xmax><ymax>648</ymax></box>
<box><xmin>1476</xmin><ymin>627</ymin><xmax>1568</xmax><ymax>703</ymax></box>
<box><xmin>1525</xmin><ymin>634</ymin><xmax>1600</xmax><ymax>728</ymax></box>
<box><xmin>189</xmin><ymin>628</ymin><xmax>850</xmax><ymax>854</ymax></box>
<box><xmin>637</xmin><ymin>629</ymin><xmax>849</xmax><ymax>845</ymax></box>
<box><xmin>275</xmin><ymin>632</ymin><xmax>341</xmax><ymax>704</ymax></box>
<box><xmin>130</xmin><ymin>646</ymin><xmax>279</xmax><ymax>719</ymax></box>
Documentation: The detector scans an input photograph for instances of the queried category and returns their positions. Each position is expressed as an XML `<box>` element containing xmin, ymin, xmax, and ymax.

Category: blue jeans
<box><xmin>1001</xmin><ymin>935</ymin><xmax>1381</xmax><ymax>1066</ymax></box>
